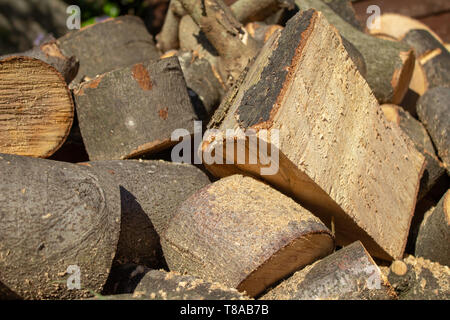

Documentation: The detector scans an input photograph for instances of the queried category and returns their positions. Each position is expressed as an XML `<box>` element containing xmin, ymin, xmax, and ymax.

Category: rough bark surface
<box><xmin>0</xmin><ymin>154</ymin><xmax>121</xmax><ymax>299</ymax></box>
<box><xmin>74</xmin><ymin>57</ymin><xmax>198</xmax><ymax>161</ymax></box>
<box><xmin>57</xmin><ymin>16</ymin><xmax>160</xmax><ymax>86</ymax></box>
<box><xmin>416</xmin><ymin>87</ymin><xmax>450</xmax><ymax>172</ymax></box>
<box><xmin>262</xmin><ymin>241</ymin><xmax>396</xmax><ymax>300</ymax></box>
<box><xmin>162</xmin><ymin>175</ymin><xmax>334</xmax><ymax>298</ymax></box>
<box><xmin>0</xmin><ymin>56</ymin><xmax>74</xmax><ymax>158</ymax></box>
<box><xmin>204</xmin><ymin>9</ymin><xmax>425</xmax><ymax>261</ymax></box>
<box><xmin>415</xmin><ymin>190</ymin><xmax>450</xmax><ymax>267</ymax></box>
<box><xmin>296</xmin><ymin>0</ymin><xmax>415</xmax><ymax>104</ymax></box>
<box><xmin>80</xmin><ymin>160</ymin><xmax>211</xmax><ymax>268</ymax></box>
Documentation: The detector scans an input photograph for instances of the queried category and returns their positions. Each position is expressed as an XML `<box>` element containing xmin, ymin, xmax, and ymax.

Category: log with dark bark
<box><xmin>0</xmin><ymin>153</ymin><xmax>121</xmax><ymax>299</ymax></box>
<box><xmin>416</xmin><ymin>87</ymin><xmax>450</xmax><ymax>172</ymax></box>
<box><xmin>0</xmin><ymin>40</ymin><xmax>79</xmax><ymax>84</ymax></box>
<box><xmin>130</xmin><ymin>270</ymin><xmax>250</xmax><ymax>300</ymax></box>
<box><xmin>381</xmin><ymin>104</ymin><xmax>446</xmax><ymax>199</ymax></box>
<box><xmin>402</xmin><ymin>29</ymin><xmax>450</xmax><ymax>91</ymax></box>
<box><xmin>383</xmin><ymin>256</ymin><xmax>450</xmax><ymax>300</ymax></box>
<box><xmin>161</xmin><ymin>175</ymin><xmax>335</xmax><ymax>298</ymax></box>
<box><xmin>57</xmin><ymin>16</ymin><xmax>160</xmax><ymax>86</ymax></box>
<box><xmin>0</xmin><ymin>56</ymin><xmax>74</xmax><ymax>158</ymax></box>
<box><xmin>179</xmin><ymin>0</ymin><xmax>260</xmax><ymax>87</ymax></box>
<box><xmin>415</xmin><ymin>190</ymin><xmax>450</xmax><ymax>267</ymax></box>
<box><xmin>203</xmin><ymin>9</ymin><xmax>425</xmax><ymax>261</ymax></box>
<box><xmin>296</xmin><ymin>0</ymin><xmax>415</xmax><ymax>104</ymax></box>
<box><xmin>73</xmin><ymin>57</ymin><xmax>198</xmax><ymax>161</ymax></box>
<box><xmin>262</xmin><ymin>241</ymin><xmax>396</xmax><ymax>300</ymax></box>
<box><xmin>78</xmin><ymin>160</ymin><xmax>211</xmax><ymax>268</ymax></box>
<box><xmin>323</xmin><ymin>0</ymin><xmax>364</xmax><ymax>31</ymax></box>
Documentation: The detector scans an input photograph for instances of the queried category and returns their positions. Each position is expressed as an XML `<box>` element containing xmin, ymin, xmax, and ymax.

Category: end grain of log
<box><xmin>0</xmin><ymin>56</ymin><xmax>74</xmax><ymax>158</ymax></box>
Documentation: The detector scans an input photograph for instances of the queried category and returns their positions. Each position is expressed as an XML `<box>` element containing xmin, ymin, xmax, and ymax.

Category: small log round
<box><xmin>0</xmin><ymin>56</ymin><xmax>74</xmax><ymax>158</ymax></box>
<box><xmin>161</xmin><ymin>175</ymin><xmax>334</xmax><ymax>297</ymax></box>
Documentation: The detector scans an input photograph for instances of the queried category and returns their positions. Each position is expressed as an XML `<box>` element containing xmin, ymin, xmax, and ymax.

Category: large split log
<box><xmin>0</xmin><ymin>56</ymin><xmax>74</xmax><ymax>158</ymax></box>
<box><xmin>57</xmin><ymin>16</ymin><xmax>160</xmax><ymax>86</ymax></box>
<box><xmin>383</xmin><ymin>256</ymin><xmax>450</xmax><ymax>300</ymax></box>
<box><xmin>202</xmin><ymin>9</ymin><xmax>425</xmax><ymax>260</ymax></box>
<box><xmin>79</xmin><ymin>160</ymin><xmax>211</xmax><ymax>268</ymax></box>
<box><xmin>73</xmin><ymin>57</ymin><xmax>198</xmax><ymax>160</ymax></box>
<box><xmin>0</xmin><ymin>40</ymin><xmax>79</xmax><ymax>84</ymax></box>
<box><xmin>161</xmin><ymin>175</ymin><xmax>335</xmax><ymax>298</ymax></box>
<box><xmin>0</xmin><ymin>153</ymin><xmax>121</xmax><ymax>299</ymax></box>
<box><xmin>416</xmin><ymin>87</ymin><xmax>450</xmax><ymax>172</ymax></box>
<box><xmin>296</xmin><ymin>0</ymin><xmax>415</xmax><ymax>104</ymax></box>
<box><xmin>415</xmin><ymin>190</ymin><xmax>450</xmax><ymax>267</ymax></box>
<box><xmin>402</xmin><ymin>30</ymin><xmax>450</xmax><ymax>91</ymax></box>
<box><xmin>262</xmin><ymin>241</ymin><xmax>396</xmax><ymax>300</ymax></box>
<box><xmin>381</xmin><ymin>104</ymin><xmax>446</xmax><ymax>199</ymax></box>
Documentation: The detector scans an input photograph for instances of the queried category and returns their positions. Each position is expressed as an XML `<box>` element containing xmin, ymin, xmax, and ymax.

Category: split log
<box><xmin>369</xmin><ymin>14</ymin><xmax>444</xmax><ymax>44</ymax></box>
<box><xmin>177</xmin><ymin>51</ymin><xmax>225</xmax><ymax>120</ymax></box>
<box><xmin>0</xmin><ymin>40</ymin><xmax>79</xmax><ymax>84</ymax></box>
<box><xmin>381</xmin><ymin>104</ymin><xmax>446</xmax><ymax>199</ymax></box>
<box><xmin>0</xmin><ymin>153</ymin><xmax>121</xmax><ymax>299</ymax></box>
<box><xmin>262</xmin><ymin>241</ymin><xmax>396</xmax><ymax>300</ymax></box>
<box><xmin>161</xmin><ymin>175</ymin><xmax>335</xmax><ymax>298</ymax></box>
<box><xmin>130</xmin><ymin>270</ymin><xmax>250</xmax><ymax>300</ymax></box>
<box><xmin>415</xmin><ymin>190</ymin><xmax>450</xmax><ymax>267</ymax></box>
<box><xmin>323</xmin><ymin>0</ymin><xmax>364</xmax><ymax>31</ymax></box>
<box><xmin>57</xmin><ymin>16</ymin><xmax>160</xmax><ymax>86</ymax></box>
<box><xmin>79</xmin><ymin>160</ymin><xmax>211</xmax><ymax>268</ymax></box>
<box><xmin>384</xmin><ymin>256</ymin><xmax>450</xmax><ymax>300</ymax></box>
<box><xmin>0</xmin><ymin>56</ymin><xmax>74</xmax><ymax>158</ymax></box>
<box><xmin>296</xmin><ymin>0</ymin><xmax>415</xmax><ymax>104</ymax></box>
<box><xmin>203</xmin><ymin>9</ymin><xmax>425</xmax><ymax>260</ymax></box>
<box><xmin>73</xmin><ymin>57</ymin><xmax>198</xmax><ymax>161</ymax></box>
<box><xmin>402</xmin><ymin>29</ymin><xmax>450</xmax><ymax>91</ymax></box>
<box><xmin>416</xmin><ymin>87</ymin><xmax>450</xmax><ymax>171</ymax></box>
<box><xmin>179</xmin><ymin>0</ymin><xmax>260</xmax><ymax>87</ymax></box>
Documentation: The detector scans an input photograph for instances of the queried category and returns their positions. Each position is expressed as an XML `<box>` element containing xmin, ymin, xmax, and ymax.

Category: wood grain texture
<box><xmin>0</xmin><ymin>153</ymin><xmax>121</xmax><ymax>299</ymax></box>
<box><xmin>74</xmin><ymin>57</ymin><xmax>198</xmax><ymax>160</ymax></box>
<box><xmin>204</xmin><ymin>10</ymin><xmax>425</xmax><ymax>260</ymax></box>
<box><xmin>381</xmin><ymin>104</ymin><xmax>446</xmax><ymax>199</ymax></box>
<box><xmin>296</xmin><ymin>0</ymin><xmax>415</xmax><ymax>104</ymax></box>
<box><xmin>57</xmin><ymin>16</ymin><xmax>160</xmax><ymax>85</ymax></box>
<box><xmin>415</xmin><ymin>190</ymin><xmax>450</xmax><ymax>267</ymax></box>
<box><xmin>161</xmin><ymin>175</ymin><xmax>334</xmax><ymax>297</ymax></box>
<box><xmin>262</xmin><ymin>241</ymin><xmax>396</xmax><ymax>300</ymax></box>
<box><xmin>0</xmin><ymin>56</ymin><xmax>74</xmax><ymax>158</ymax></box>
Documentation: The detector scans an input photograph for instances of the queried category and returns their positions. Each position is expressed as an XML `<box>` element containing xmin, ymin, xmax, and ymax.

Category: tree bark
<box><xmin>402</xmin><ymin>29</ymin><xmax>450</xmax><ymax>91</ymax></box>
<box><xmin>57</xmin><ymin>16</ymin><xmax>160</xmax><ymax>86</ymax></box>
<box><xmin>0</xmin><ymin>56</ymin><xmax>74</xmax><ymax>158</ymax></box>
<box><xmin>0</xmin><ymin>153</ymin><xmax>121</xmax><ymax>299</ymax></box>
<box><xmin>415</xmin><ymin>190</ymin><xmax>450</xmax><ymax>266</ymax></box>
<box><xmin>381</xmin><ymin>104</ymin><xmax>446</xmax><ymax>199</ymax></box>
<box><xmin>73</xmin><ymin>56</ymin><xmax>198</xmax><ymax>161</ymax></box>
<box><xmin>161</xmin><ymin>175</ymin><xmax>334</xmax><ymax>298</ymax></box>
<box><xmin>296</xmin><ymin>0</ymin><xmax>415</xmax><ymax>104</ymax></box>
<box><xmin>262</xmin><ymin>241</ymin><xmax>396</xmax><ymax>300</ymax></box>
<box><xmin>203</xmin><ymin>9</ymin><xmax>425</xmax><ymax>261</ymax></box>
<box><xmin>323</xmin><ymin>0</ymin><xmax>364</xmax><ymax>31</ymax></box>
<box><xmin>416</xmin><ymin>87</ymin><xmax>450</xmax><ymax>172</ymax></box>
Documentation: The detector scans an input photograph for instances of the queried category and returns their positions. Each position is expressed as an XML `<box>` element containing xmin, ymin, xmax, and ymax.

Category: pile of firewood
<box><xmin>0</xmin><ymin>0</ymin><xmax>448</xmax><ymax>300</ymax></box>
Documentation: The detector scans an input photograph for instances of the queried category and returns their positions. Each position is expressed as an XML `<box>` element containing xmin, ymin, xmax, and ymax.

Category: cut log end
<box><xmin>0</xmin><ymin>56</ymin><xmax>74</xmax><ymax>158</ymax></box>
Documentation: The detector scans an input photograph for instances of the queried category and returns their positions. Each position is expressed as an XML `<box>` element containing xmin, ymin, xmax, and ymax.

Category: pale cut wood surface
<box><xmin>0</xmin><ymin>56</ymin><xmax>74</xmax><ymax>158</ymax></box>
